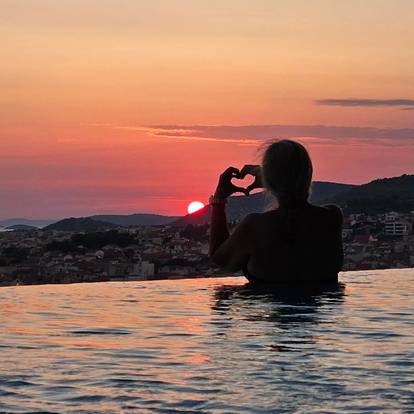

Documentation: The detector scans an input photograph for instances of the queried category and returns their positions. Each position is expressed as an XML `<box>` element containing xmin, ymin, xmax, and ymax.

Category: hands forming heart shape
<box><xmin>214</xmin><ymin>165</ymin><xmax>263</xmax><ymax>199</ymax></box>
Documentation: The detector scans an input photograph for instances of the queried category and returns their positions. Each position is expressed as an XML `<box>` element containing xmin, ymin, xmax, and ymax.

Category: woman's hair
<box><xmin>261</xmin><ymin>139</ymin><xmax>313</xmax><ymax>206</ymax></box>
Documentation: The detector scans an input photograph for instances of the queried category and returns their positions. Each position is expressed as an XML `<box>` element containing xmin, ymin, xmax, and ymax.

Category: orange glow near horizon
<box><xmin>0</xmin><ymin>1</ymin><xmax>414</xmax><ymax>218</ymax></box>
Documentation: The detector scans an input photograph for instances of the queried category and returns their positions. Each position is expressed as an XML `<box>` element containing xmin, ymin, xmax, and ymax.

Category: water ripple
<box><xmin>0</xmin><ymin>269</ymin><xmax>413</xmax><ymax>413</ymax></box>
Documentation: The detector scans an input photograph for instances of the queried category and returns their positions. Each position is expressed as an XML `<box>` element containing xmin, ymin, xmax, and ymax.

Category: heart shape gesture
<box><xmin>237</xmin><ymin>164</ymin><xmax>263</xmax><ymax>195</ymax></box>
<box><xmin>230</xmin><ymin>174</ymin><xmax>255</xmax><ymax>192</ymax></box>
<box><xmin>214</xmin><ymin>165</ymin><xmax>263</xmax><ymax>199</ymax></box>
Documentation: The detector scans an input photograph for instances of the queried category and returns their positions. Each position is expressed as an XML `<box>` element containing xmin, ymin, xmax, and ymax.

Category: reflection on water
<box><xmin>212</xmin><ymin>283</ymin><xmax>345</xmax><ymax>353</ymax></box>
<box><xmin>0</xmin><ymin>269</ymin><xmax>413</xmax><ymax>413</ymax></box>
<box><xmin>214</xmin><ymin>282</ymin><xmax>345</xmax><ymax>324</ymax></box>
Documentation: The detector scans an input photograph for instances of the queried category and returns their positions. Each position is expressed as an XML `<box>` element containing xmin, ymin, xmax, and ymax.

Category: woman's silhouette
<box><xmin>209</xmin><ymin>139</ymin><xmax>343</xmax><ymax>283</ymax></box>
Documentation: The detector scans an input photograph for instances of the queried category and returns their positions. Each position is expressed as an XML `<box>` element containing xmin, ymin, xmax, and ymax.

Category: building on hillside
<box><xmin>385</xmin><ymin>220</ymin><xmax>411</xmax><ymax>236</ymax></box>
<box><xmin>132</xmin><ymin>260</ymin><xmax>154</xmax><ymax>277</ymax></box>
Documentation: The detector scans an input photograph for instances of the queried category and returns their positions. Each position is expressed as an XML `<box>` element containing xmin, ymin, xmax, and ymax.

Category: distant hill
<box><xmin>4</xmin><ymin>176</ymin><xmax>411</xmax><ymax>230</ymax></box>
<box><xmin>90</xmin><ymin>213</ymin><xmax>180</xmax><ymax>226</ymax></box>
<box><xmin>322</xmin><ymin>174</ymin><xmax>414</xmax><ymax>214</ymax></box>
<box><xmin>0</xmin><ymin>218</ymin><xmax>56</xmax><ymax>228</ymax></box>
<box><xmin>172</xmin><ymin>181</ymin><xmax>355</xmax><ymax>226</ymax></box>
<box><xmin>44</xmin><ymin>217</ymin><xmax>120</xmax><ymax>232</ymax></box>
<box><xmin>6</xmin><ymin>224</ymin><xmax>38</xmax><ymax>231</ymax></box>
<box><xmin>0</xmin><ymin>214</ymin><xmax>180</xmax><ymax>230</ymax></box>
<box><xmin>310</xmin><ymin>181</ymin><xmax>357</xmax><ymax>203</ymax></box>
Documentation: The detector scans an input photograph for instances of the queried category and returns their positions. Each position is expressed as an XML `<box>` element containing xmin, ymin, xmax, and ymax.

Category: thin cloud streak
<box><xmin>93</xmin><ymin>125</ymin><xmax>261</xmax><ymax>145</ymax></box>
<box><xmin>144</xmin><ymin>124</ymin><xmax>414</xmax><ymax>143</ymax></box>
<box><xmin>91</xmin><ymin>123</ymin><xmax>414</xmax><ymax>146</ymax></box>
<box><xmin>316</xmin><ymin>98</ymin><xmax>414</xmax><ymax>107</ymax></box>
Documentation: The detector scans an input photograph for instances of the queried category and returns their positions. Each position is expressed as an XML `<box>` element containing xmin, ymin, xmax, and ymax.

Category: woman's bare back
<box><xmin>244</xmin><ymin>203</ymin><xmax>343</xmax><ymax>283</ymax></box>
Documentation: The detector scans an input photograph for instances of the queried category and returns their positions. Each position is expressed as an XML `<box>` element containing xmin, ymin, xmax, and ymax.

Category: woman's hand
<box><xmin>214</xmin><ymin>167</ymin><xmax>248</xmax><ymax>199</ymax></box>
<box><xmin>239</xmin><ymin>164</ymin><xmax>263</xmax><ymax>194</ymax></box>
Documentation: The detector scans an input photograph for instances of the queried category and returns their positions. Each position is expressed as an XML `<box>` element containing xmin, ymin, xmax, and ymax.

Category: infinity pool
<box><xmin>0</xmin><ymin>269</ymin><xmax>413</xmax><ymax>413</ymax></box>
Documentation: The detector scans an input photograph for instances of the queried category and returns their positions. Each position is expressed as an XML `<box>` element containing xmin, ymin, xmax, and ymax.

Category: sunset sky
<box><xmin>1</xmin><ymin>0</ymin><xmax>414</xmax><ymax>218</ymax></box>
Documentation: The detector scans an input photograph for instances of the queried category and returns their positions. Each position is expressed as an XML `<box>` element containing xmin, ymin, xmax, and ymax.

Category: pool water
<box><xmin>0</xmin><ymin>269</ymin><xmax>413</xmax><ymax>413</ymax></box>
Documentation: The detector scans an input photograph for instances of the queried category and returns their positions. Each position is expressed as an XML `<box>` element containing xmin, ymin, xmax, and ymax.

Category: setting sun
<box><xmin>187</xmin><ymin>201</ymin><xmax>205</xmax><ymax>215</ymax></box>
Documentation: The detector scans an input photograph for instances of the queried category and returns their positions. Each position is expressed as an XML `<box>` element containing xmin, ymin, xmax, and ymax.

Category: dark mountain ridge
<box><xmin>0</xmin><ymin>218</ymin><xmax>56</xmax><ymax>228</ymax></box>
<box><xmin>6</xmin><ymin>224</ymin><xmax>38</xmax><ymax>231</ymax></box>
<box><xmin>91</xmin><ymin>213</ymin><xmax>180</xmax><ymax>226</ymax></box>
<box><xmin>322</xmin><ymin>174</ymin><xmax>414</xmax><ymax>214</ymax></box>
<box><xmin>44</xmin><ymin>217</ymin><xmax>119</xmax><ymax>232</ymax></box>
<box><xmin>5</xmin><ymin>175</ymin><xmax>412</xmax><ymax>231</ymax></box>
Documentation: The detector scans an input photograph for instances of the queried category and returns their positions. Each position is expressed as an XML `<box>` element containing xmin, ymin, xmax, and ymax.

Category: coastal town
<box><xmin>0</xmin><ymin>210</ymin><xmax>413</xmax><ymax>286</ymax></box>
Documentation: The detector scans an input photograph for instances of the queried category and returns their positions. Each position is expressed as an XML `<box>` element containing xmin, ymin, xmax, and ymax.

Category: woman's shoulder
<box><xmin>251</xmin><ymin>209</ymin><xmax>282</xmax><ymax>223</ymax></box>
<box><xmin>317</xmin><ymin>204</ymin><xmax>343</xmax><ymax>226</ymax></box>
<box><xmin>238</xmin><ymin>212</ymin><xmax>263</xmax><ymax>227</ymax></box>
<box><xmin>244</xmin><ymin>204</ymin><xmax>343</xmax><ymax>225</ymax></box>
<box><xmin>237</xmin><ymin>211</ymin><xmax>277</xmax><ymax>233</ymax></box>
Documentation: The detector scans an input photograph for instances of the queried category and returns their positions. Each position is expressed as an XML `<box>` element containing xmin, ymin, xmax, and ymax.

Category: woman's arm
<box><xmin>325</xmin><ymin>204</ymin><xmax>344</xmax><ymax>271</ymax></box>
<box><xmin>209</xmin><ymin>202</ymin><xmax>230</xmax><ymax>257</ymax></box>
<box><xmin>210</xmin><ymin>213</ymin><xmax>257</xmax><ymax>272</ymax></box>
<box><xmin>208</xmin><ymin>166</ymin><xmax>256</xmax><ymax>272</ymax></box>
<box><xmin>209</xmin><ymin>166</ymin><xmax>244</xmax><ymax>257</ymax></box>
